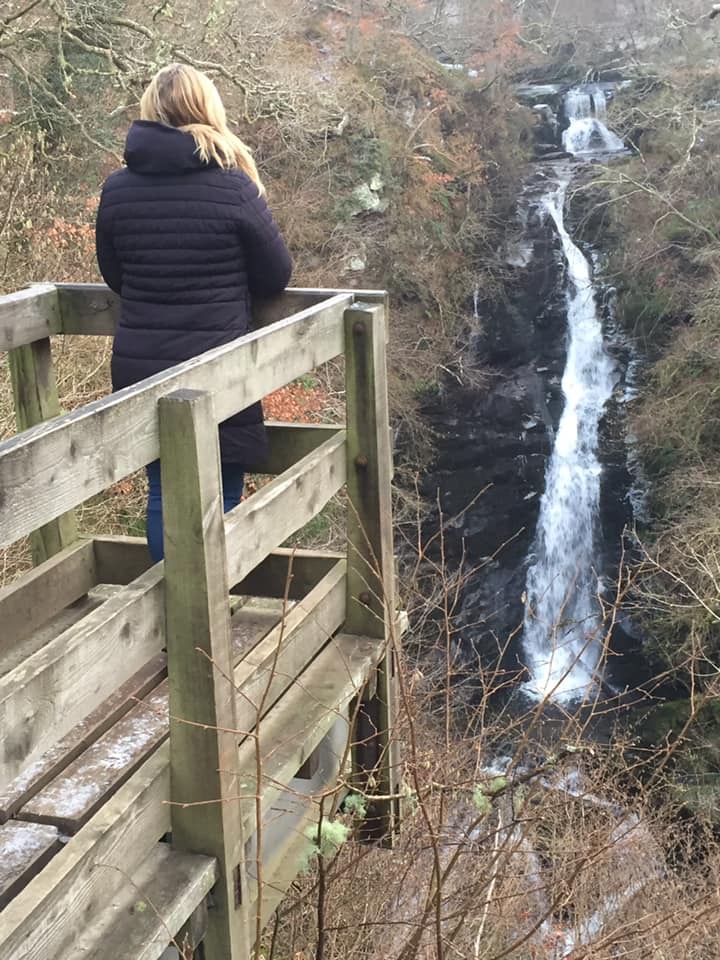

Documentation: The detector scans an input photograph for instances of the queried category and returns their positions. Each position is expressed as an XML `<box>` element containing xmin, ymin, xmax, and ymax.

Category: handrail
<box><xmin>0</xmin><ymin>292</ymin><xmax>352</xmax><ymax>549</ymax></box>
<box><xmin>0</xmin><ymin>282</ymin><xmax>387</xmax><ymax>348</ymax></box>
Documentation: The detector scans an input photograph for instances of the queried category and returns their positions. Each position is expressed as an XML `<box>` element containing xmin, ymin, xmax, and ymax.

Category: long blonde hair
<box><xmin>140</xmin><ymin>63</ymin><xmax>265</xmax><ymax>195</ymax></box>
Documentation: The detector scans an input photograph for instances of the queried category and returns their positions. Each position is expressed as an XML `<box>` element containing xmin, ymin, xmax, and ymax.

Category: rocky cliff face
<box><xmin>421</xmin><ymin>156</ymin><xmax>638</xmax><ymax>690</ymax></box>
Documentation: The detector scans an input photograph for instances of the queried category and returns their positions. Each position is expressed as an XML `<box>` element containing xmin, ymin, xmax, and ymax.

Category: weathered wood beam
<box><xmin>0</xmin><ymin>294</ymin><xmax>350</xmax><ymax>551</ymax></box>
<box><xmin>159</xmin><ymin>388</ymin><xmax>250</xmax><ymax>960</ymax></box>
<box><xmin>231</xmin><ymin>546</ymin><xmax>343</xmax><ymax>599</ymax></box>
<box><xmin>237</xmin><ymin>631</ymin><xmax>384</xmax><ymax>837</ymax></box>
<box><xmin>8</xmin><ymin>334</ymin><xmax>77</xmax><ymax>563</ymax></box>
<box><xmin>259</xmin><ymin>421</ymin><xmax>343</xmax><ymax>475</ymax></box>
<box><xmin>19</xmin><ymin>685</ymin><xmax>169</xmax><ymax>834</ymax></box>
<box><xmin>0</xmin><ymin>564</ymin><xmax>165</xmax><ymax>784</ymax></box>
<box><xmin>53</xmin><ymin>282</ymin><xmax>385</xmax><ymax>335</ymax></box>
<box><xmin>93</xmin><ymin>534</ymin><xmax>153</xmax><ymax>584</ymax></box>
<box><xmin>0</xmin><ymin>748</ymin><xmax>170</xmax><ymax>960</ymax></box>
<box><xmin>0</xmin><ymin>653</ymin><xmax>165</xmax><ymax>823</ymax></box>
<box><xmin>233</xmin><ymin>560</ymin><xmax>346</xmax><ymax>737</ymax></box>
<box><xmin>0</xmin><ymin>538</ymin><xmax>95</xmax><ymax>650</ymax></box>
<box><xmin>344</xmin><ymin>302</ymin><xmax>400</xmax><ymax>844</ymax></box>
<box><xmin>70</xmin><ymin>844</ymin><xmax>217</xmax><ymax>960</ymax></box>
<box><xmin>0</xmin><ymin>821</ymin><xmax>60</xmax><ymax>910</ymax></box>
<box><xmin>0</xmin><ymin>285</ymin><xmax>61</xmax><ymax>351</ymax></box>
<box><xmin>224</xmin><ymin>431</ymin><xmax>347</xmax><ymax>587</ymax></box>
<box><xmin>93</xmin><ymin>535</ymin><xmax>344</xmax><ymax>598</ymax></box>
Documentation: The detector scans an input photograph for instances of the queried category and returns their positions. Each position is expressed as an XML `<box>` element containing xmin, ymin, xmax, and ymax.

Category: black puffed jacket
<box><xmin>95</xmin><ymin>119</ymin><xmax>292</xmax><ymax>466</ymax></box>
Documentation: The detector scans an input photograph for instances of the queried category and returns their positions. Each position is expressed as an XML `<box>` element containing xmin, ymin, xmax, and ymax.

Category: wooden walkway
<box><xmin>0</xmin><ymin>284</ymin><xmax>401</xmax><ymax>958</ymax></box>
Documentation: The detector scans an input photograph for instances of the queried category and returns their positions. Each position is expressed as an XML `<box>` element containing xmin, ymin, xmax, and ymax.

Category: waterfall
<box><xmin>522</xmin><ymin>87</ymin><xmax>624</xmax><ymax>703</ymax></box>
<box><xmin>563</xmin><ymin>85</ymin><xmax>624</xmax><ymax>155</ymax></box>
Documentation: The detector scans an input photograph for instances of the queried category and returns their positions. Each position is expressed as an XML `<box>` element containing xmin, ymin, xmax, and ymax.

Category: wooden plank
<box><xmin>8</xmin><ymin>335</ymin><xmax>78</xmax><ymax>563</ymax></box>
<box><xmin>259</xmin><ymin>422</ymin><xmax>343</xmax><ymax>475</ymax></box>
<box><xmin>0</xmin><ymin>821</ymin><xmax>60</xmax><ymax>910</ymax></box>
<box><xmin>0</xmin><ymin>654</ymin><xmax>166</xmax><ymax>823</ymax></box>
<box><xmin>54</xmin><ymin>282</ymin><xmax>384</xmax><ymax>335</ymax></box>
<box><xmin>233</xmin><ymin>561</ymin><xmax>346</xmax><ymax>738</ymax></box>
<box><xmin>230</xmin><ymin>606</ymin><xmax>283</xmax><ymax>662</ymax></box>
<box><xmin>97</xmin><ymin>537</ymin><xmax>343</xmax><ymax>597</ymax></box>
<box><xmin>93</xmin><ymin>535</ymin><xmax>153</xmax><ymax>585</ymax></box>
<box><xmin>225</xmin><ymin>431</ymin><xmax>346</xmax><ymax>587</ymax></box>
<box><xmin>237</xmin><ymin>632</ymin><xmax>383</xmax><ymax>837</ymax></box>
<box><xmin>0</xmin><ymin>564</ymin><xmax>165</xmax><ymax>784</ymax></box>
<box><xmin>245</xmin><ymin>729</ymin><xmax>348</xmax><ymax>925</ymax></box>
<box><xmin>0</xmin><ymin>294</ymin><xmax>350</xmax><ymax>551</ymax></box>
<box><xmin>20</xmin><ymin>686</ymin><xmax>169</xmax><ymax>834</ymax></box>
<box><xmin>55</xmin><ymin>283</ymin><xmax>120</xmax><ymax>336</ymax></box>
<box><xmin>0</xmin><ymin>539</ymin><xmax>95</xmax><ymax>649</ymax></box>
<box><xmin>0</xmin><ymin>748</ymin><xmax>170</xmax><ymax>960</ymax></box>
<box><xmin>232</xmin><ymin>547</ymin><xmax>343</xmax><ymax>599</ymax></box>
<box><xmin>0</xmin><ymin>594</ymin><xmax>104</xmax><ymax>683</ymax></box>
<box><xmin>344</xmin><ymin>303</ymin><xmax>400</xmax><ymax>844</ymax></box>
<box><xmin>159</xmin><ymin>389</ymin><xmax>249</xmax><ymax>960</ymax></box>
<box><xmin>0</xmin><ymin>284</ymin><xmax>61</xmax><ymax>351</ymax></box>
<box><xmin>72</xmin><ymin>844</ymin><xmax>217</xmax><ymax>960</ymax></box>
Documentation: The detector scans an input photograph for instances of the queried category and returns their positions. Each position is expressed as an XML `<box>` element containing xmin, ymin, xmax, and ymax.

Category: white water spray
<box><xmin>563</xmin><ymin>85</ymin><xmax>624</xmax><ymax>155</ymax></box>
<box><xmin>522</xmin><ymin>87</ymin><xmax>624</xmax><ymax>702</ymax></box>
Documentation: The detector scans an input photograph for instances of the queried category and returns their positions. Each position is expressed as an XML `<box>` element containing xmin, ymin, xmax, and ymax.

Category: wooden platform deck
<box><xmin>0</xmin><ymin>285</ymin><xmax>402</xmax><ymax>958</ymax></box>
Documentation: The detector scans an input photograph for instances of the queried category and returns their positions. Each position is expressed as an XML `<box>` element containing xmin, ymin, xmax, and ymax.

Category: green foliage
<box><xmin>343</xmin><ymin>792</ymin><xmax>368</xmax><ymax>819</ymax></box>
<box><xmin>298</xmin><ymin>818</ymin><xmax>352</xmax><ymax>873</ymax></box>
<box><xmin>482</xmin><ymin>776</ymin><xmax>507</xmax><ymax>796</ymax></box>
<box><xmin>472</xmin><ymin>787</ymin><xmax>492</xmax><ymax>817</ymax></box>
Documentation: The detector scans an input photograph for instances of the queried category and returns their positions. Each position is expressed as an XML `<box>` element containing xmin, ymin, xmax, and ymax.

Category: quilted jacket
<box><xmin>95</xmin><ymin>119</ymin><xmax>292</xmax><ymax>465</ymax></box>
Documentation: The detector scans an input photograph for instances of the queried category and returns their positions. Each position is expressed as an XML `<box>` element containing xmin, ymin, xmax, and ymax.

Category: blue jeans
<box><xmin>145</xmin><ymin>460</ymin><xmax>245</xmax><ymax>562</ymax></box>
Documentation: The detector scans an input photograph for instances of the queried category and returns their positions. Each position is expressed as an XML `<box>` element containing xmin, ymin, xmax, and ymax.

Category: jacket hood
<box><xmin>124</xmin><ymin>120</ymin><xmax>213</xmax><ymax>175</ymax></box>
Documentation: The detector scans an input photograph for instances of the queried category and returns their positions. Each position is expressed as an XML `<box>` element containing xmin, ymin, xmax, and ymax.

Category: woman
<box><xmin>96</xmin><ymin>63</ymin><xmax>292</xmax><ymax>561</ymax></box>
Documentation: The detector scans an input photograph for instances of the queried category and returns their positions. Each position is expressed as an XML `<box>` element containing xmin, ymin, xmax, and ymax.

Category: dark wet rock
<box><xmin>421</xmin><ymin>146</ymin><xmax>641</xmax><ymax>690</ymax></box>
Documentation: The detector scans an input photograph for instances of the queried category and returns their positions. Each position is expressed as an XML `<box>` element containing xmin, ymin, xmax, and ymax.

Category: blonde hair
<box><xmin>140</xmin><ymin>63</ymin><xmax>265</xmax><ymax>195</ymax></box>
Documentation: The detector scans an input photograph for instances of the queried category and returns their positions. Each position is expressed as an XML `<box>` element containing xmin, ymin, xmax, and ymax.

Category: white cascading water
<box><xmin>522</xmin><ymin>87</ymin><xmax>624</xmax><ymax>702</ymax></box>
<box><xmin>563</xmin><ymin>86</ymin><xmax>624</xmax><ymax>155</ymax></box>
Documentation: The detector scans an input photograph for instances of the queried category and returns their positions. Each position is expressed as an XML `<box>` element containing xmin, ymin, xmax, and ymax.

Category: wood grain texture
<box><xmin>72</xmin><ymin>844</ymin><xmax>217</xmax><ymax>960</ymax></box>
<box><xmin>228</xmin><ymin>546</ymin><xmax>345</xmax><ymax>599</ymax></box>
<box><xmin>159</xmin><ymin>389</ymin><xmax>249</xmax><ymax>960</ymax></box>
<box><xmin>0</xmin><ymin>748</ymin><xmax>170</xmax><ymax>960</ymax></box>
<box><xmin>20</xmin><ymin>686</ymin><xmax>169</xmax><ymax>834</ymax></box>
<box><xmin>0</xmin><ymin>294</ymin><xmax>350</xmax><ymax>551</ymax></box>
<box><xmin>0</xmin><ymin>285</ymin><xmax>61</xmax><ymax>351</ymax></box>
<box><xmin>0</xmin><ymin>595</ymin><xmax>103</xmax><ymax>684</ymax></box>
<box><xmin>259</xmin><ymin>422</ymin><xmax>343</xmax><ymax>475</ymax></box>
<box><xmin>0</xmin><ymin>539</ymin><xmax>95</xmax><ymax>650</ymax></box>
<box><xmin>225</xmin><ymin>431</ymin><xmax>346</xmax><ymax>587</ymax></box>
<box><xmin>8</xmin><ymin>336</ymin><xmax>78</xmax><ymax>562</ymax></box>
<box><xmin>0</xmin><ymin>821</ymin><xmax>60</xmax><ymax>909</ymax></box>
<box><xmin>93</xmin><ymin>535</ymin><xmax>153</xmax><ymax>585</ymax></box>
<box><xmin>343</xmin><ymin>303</ymin><xmax>400</xmax><ymax>844</ymax></box>
<box><xmin>233</xmin><ymin>561</ymin><xmax>346</xmax><ymax>737</ymax></box>
<box><xmin>53</xmin><ymin>282</ymin><xmax>385</xmax><ymax>335</ymax></box>
<box><xmin>0</xmin><ymin>564</ymin><xmax>164</xmax><ymax>785</ymax></box>
<box><xmin>236</xmin><ymin>631</ymin><xmax>384</xmax><ymax>837</ymax></box>
<box><xmin>0</xmin><ymin>654</ymin><xmax>166</xmax><ymax>823</ymax></box>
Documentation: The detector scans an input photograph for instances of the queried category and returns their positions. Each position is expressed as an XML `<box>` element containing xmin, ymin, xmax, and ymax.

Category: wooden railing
<box><xmin>0</xmin><ymin>283</ymin><xmax>400</xmax><ymax>959</ymax></box>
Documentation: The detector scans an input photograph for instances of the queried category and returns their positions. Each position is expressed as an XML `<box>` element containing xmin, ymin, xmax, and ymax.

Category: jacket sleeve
<box><xmin>95</xmin><ymin>188</ymin><xmax>123</xmax><ymax>295</ymax></box>
<box><xmin>236</xmin><ymin>181</ymin><xmax>293</xmax><ymax>298</ymax></box>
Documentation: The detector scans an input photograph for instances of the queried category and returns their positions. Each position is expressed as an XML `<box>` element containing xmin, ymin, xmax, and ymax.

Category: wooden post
<box><xmin>344</xmin><ymin>303</ymin><xmax>401</xmax><ymax>844</ymax></box>
<box><xmin>8</xmin><ymin>336</ymin><xmax>77</xmax><ymax>563</ymax></box>
<box><xmin>158</xmin><ymin>389</ymin><xmax>249</xmax><ymax>960</ymax></box>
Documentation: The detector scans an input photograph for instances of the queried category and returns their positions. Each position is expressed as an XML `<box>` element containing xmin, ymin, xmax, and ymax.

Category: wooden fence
<box><xmin>0</xmin><ymin>283</ymin><xmax>401</xmax><ymax>959</ymax></box>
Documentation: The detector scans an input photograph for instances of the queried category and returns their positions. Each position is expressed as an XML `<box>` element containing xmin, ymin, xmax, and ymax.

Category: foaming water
<box><xmin>563</xmin><ymin>86</ymin><xmax>624</xmax><ymax>155</ymax></box>
<box><xmin>521</xmin><ymin>85</ymin><xmax>625</xmax><ymax>703</ymax></box>
<box><xmin>522</xmin><ymin>180</ymin><xmax>618</xmax><ymax>701</ymax></box>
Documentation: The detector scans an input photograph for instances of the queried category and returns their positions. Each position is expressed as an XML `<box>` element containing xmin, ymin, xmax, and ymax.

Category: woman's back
<box><xmin>97</xmin><ymin>119</ymin><xmax>291</xmax><ymax>387</ymax></box>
